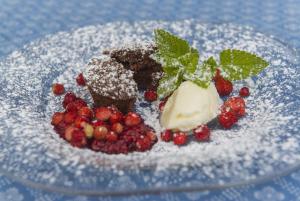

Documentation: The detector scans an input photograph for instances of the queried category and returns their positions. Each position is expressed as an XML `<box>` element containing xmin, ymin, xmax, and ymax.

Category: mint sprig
<box><xmin>219</xmin><ymin>49</ymin><xmax>269</xmax><ymax>81</ymax></box>
<box><xmin>154</xmin><ymin>29</ymin><xmax>208</xmax><ymax>98</ymax></box>
<box><xmin>154</xmin><ymin>29</ymin><xmax>269</xmax><ymax>98</ymax></box>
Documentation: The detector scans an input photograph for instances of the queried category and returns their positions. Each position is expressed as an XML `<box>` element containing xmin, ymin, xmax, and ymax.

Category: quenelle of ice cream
<box><xmin>160</xmin><ymin>81</ymin><xmax>222</xmax><ymax>132</ymax></box>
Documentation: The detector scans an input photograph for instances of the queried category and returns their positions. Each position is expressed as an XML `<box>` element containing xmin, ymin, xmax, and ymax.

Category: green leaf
<box><xmin>220</xmin><ymin>49</ymin><xmax>269</xmax><ymax>81</ymax></box>
<box><xmin>157</xmin><ymin>71</ymin><xmax>183</xmax><ymax>98</ymax></box>
<box><xmin>154</xmin><ymin>29</ymin><xmax>191</xmax><ymax>59</ymax></box>
<box><xmin>178</xmin><ymin>48</ymin><xmax>199</xmax><ymax>74</ymax></box>
<box><xmin>183</xmin><ymin>64</ymin><xmax>212</xmax><ymax>89</ymax></box>
<box><xmin>203</xmin><ymin>56</ymin><xmax>218</xmax><ymax>77</ymax></box>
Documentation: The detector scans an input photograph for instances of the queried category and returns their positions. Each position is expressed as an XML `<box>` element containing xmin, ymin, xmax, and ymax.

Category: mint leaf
<box><xmin>220</xmin><ymin>49</ymin><xmax>269</xmax><ymax>81</ymax></box>
<box><xmin>183</xmin><ymin>63</ymin><xmax>212</xmax><ymax>89</ymax></box>
<box><xmin>178</xmin><ymin>48</ymin><xmax>199</xmax><ymax>74</ymax></box>
<box><xmin>203</xmin><ymin>56</ymin><xmax>218</xmax><ymax>77</ymax></box>
<box><xmin>157</xmin><ymin>71</ymin><xmax>183</xmax><ymax>98</ymax></box>
<box><xmin>154</xmin><ymin>29</ymin><xmax>199</xmax><ymax>74</ymax></box>
<box><xmin>154</xmin><ymin>29</ymin><xmax>191</xmax><ymax>59</ymax></box>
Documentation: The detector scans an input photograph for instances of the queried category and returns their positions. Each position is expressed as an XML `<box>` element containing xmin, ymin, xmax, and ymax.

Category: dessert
<box><xmin>84</xmin><ymin>57</ymin><xmax>137</xmax><ymax>113</ymax></box>
<box><xmin>50</xmin><ymin>28</ymin><xmax>269</xmax><ymax>153</ymax></box>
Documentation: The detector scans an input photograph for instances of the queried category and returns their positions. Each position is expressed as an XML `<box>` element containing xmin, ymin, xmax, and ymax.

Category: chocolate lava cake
<box><xmin>84</xmin><ymin>43</ymin><xmax>162</xmax><ymax>113</ymax></box>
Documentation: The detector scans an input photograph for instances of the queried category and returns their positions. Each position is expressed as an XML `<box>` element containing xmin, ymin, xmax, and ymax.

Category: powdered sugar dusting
<box><xmin>0</xmin><ymin>20</ymin><xmax>299</xmax><ymax>194</ymax></box>
<box><xmin>84</xmin><ymin>56</ymin><xmax>137</xmax><ymax>99</ymax></box>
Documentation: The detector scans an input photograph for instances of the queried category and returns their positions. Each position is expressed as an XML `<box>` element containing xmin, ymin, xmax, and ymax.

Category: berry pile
<box><xmin>51</xmin><ymin>74</ymin><xmax>157</xmax><ymax>154</ymax></box>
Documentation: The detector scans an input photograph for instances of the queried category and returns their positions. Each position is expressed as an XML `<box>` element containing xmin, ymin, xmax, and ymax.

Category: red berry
<box><xmin>92</xmin><ymin>120</ymin><xmax>107</xmax><ymax>127</ymax></box>
<box><xmin>193</xmin><ymin>125</ymin><xmax>210</xmax><ymax>142</ymax></box>
<box><xmin>159</xmin><ymin>101</ymin><xmax>166</xmax><ymax>112</ymax></box>
<box><xmin>51</xmin><ymin>112</ymin><xmax>64</xmax><ymax>126</ymax></box>
<box><xmin>95</xmin><ymin>107</ymin><xmax>112</xmax><ymax>121</ymax></box>
<box><xmin>71</xmin><ymin>130</ymin><xmax>87</xmax><ymax>148</ymax></box>
<box><xmin>173</xmin><ymin>132</ymin><xmax>187</xmax><ymax>146</ymax></box>
<box><xmin>66</xmin><ymin>99</ymin><xmax>87</xmax><ymax>112</ymax></box>
<box><xmin>109</xmin><ymin>111</ymin><xmax>123</xmax><ymax>124</ymax></box>
<box><xmin>136</xmin><ymin>136</ymin><xmax>151</xmax><ymax>151</ymax></box>
<box><xmin>106</xmin><ymin>131</ymin><xmax>118</xmax><ymax>142</ymax></box>
<box><xmin>94</xmin><ymin>126</ymin><xmax>108</xmax><ymax>140</ymax></box>
<box><xmin>239</xmin><ymin>87</ymin><xmax>250</xmax><ymax>97</ymax></box>
<box><xmin>65</xmin><ymin>126</ymin><xmax>77</xmax><ymax>141</ymax></box>
<box><xmin>107</xmin><ymin>105</ymin><xmax>119</xmax><ymax>113</ymax></box>
<box><xmin>63</xmin><ymin>111</ymin><xmax>77</xmax><ymax>124</ymax></box>
<box><xmin>213</xmin><ymin>68</ymin><xmax>222</xmax><ymax>81</ymax></box>
<box><xmin>218</xmin><ymin>110</ymin><xmax>238</xmax><ymax>129</ymax></box>
<box><xmin>74</xmin><ymin>98</ymin><xmax>88</xmax><ymax>110</ymax></box>
<box><xmin>52</xmin><ymin>83</ymin><xmax>65</xmax><ymax>95</ymax></box>
<box><xmin>78</xmin><ymin>106</ymin><xmax>93</xmax><ymax>119</ymax></box>
<box><xmin>74</xmin><ymin>116</ymin><xmax>89</xmax><ymax>128</ymax></box>
<box><xmin>124</xmin><ymin>112</ymin><xmax>142</xmax><ymax>127</ymax></box>
<box><xmin>215</xmin><ymin>78</ymin><xmax>233</xmax><ymax>96</ymax></box>
<box><xmin>111</xmin><ymin>122</ymin><xmax>123</xmax><ymax>134</ymax></box>
<box><xmin>65</xmin><ymin>102</ymin><xmax>77</xmax><ymax>112</ymax></box>
<box><xmin>63</xmin><ymin>92</ymin><xmax>77</xmax><ymax>108</ymax></box>
<box><xmin>54</xmin><ymin>121</ymin><xmax>68</xmax><ymax>138</ymax></box>
<box><xmin>223</xmin><ymin>97</ymin><xmax>246</xmax><ymax>117</ymax></box>
<box><xmin>146</xmin><ymin>131</ymin><xmax>157</xmax><ymax>143</ymax></box>
<box><xmin>76</xmin><ymin>73</ymin><xmax>86</xmax><ymax>86</ymax></box>
<box><xmin>160</xmin><ymin>130</ymin><xmax>172</xmax><ymax>142</ymax></box>
<box><xmin>144</xmin><ymin>90</ymin><xmax>158</xmax><ymax>102</ymax></box>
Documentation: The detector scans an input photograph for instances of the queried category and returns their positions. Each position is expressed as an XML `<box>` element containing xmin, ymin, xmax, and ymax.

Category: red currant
<box><xmin>215</xmin><ymin>77</ymin><xmax>233</xmax><ymax>96</ymax></box>
<box><xmin>144</xmin><ymin>90</ymin><xmax>158</xmax><ymax>102</ymax></box>
<box><xmin>160</xmin><ymin>130</ymin><xmax>172</xmax><ymax>142</ymax></box>
<box><xmin>239</xmin><ymin>87</ymin><xmax>250</xmax><ymax>97</ymax></box>
<box><xmin>173</xmin><ymin>132</ymin><xmax>187</xmax><ymax>146</ymax></box>
<box><xmin>52</xmin><ymin>83</ymin><xmax>65</xmax><ymax>95</ymax></box>
<box><xmin>76</xmin><ymin>73</ymin><xmax>86</xmax><ymax>86</ymax></box>
<box><xmin>124</xmin><ymin>112</ymin><xmax>142</xmax><ymax>127</ymax></box>
<box><xmin>193</xmin><ymin>125</ymin><xmax>210</xmax><ymax>142</ymax></box>
<box><xmin>218</xmin><ymin>110</ymin><xmax>238</xmax><ymax>129</ymax></box>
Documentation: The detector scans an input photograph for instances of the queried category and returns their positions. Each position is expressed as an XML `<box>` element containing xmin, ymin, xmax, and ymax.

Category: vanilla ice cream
<box><xmin>160</xmin><ymin>81</ymin><xmax>222</xmax><ymax>132</ymax></box>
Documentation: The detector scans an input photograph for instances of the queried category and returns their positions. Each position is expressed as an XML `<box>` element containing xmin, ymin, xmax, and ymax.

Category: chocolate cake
<box><xmin>84</xmin><ymin>57</ymin><xmax>138</xmax><ymax>113</ymax></box>
<box><xmin>106</xmin><ymin>44</ymin><xmax>162</xmax><ymax>90</ymax></box>
<box><xmin>84</xmin><ymin>43</ymin><xmax>162</xmax><ymax>113</ymax></box>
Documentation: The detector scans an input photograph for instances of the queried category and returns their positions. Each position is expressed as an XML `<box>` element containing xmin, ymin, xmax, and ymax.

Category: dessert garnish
<box><xmin>154</xmin><ymin>29</ymin><xmax>269</xmax><ymax>145</ymax></box>
<box><xmin>51</xmin><ymin>91</ymin><xmax>157</xmax><ymax>153</ymax></box>
<box><xmin>52</xmin><ymin>83</ymin><xmax>65</xmax><ymax>95</ymax></box>
<box><xmin>153</xmin><ymin>29</ymin><xmax>269</xmax><ymax>98</ymax></box>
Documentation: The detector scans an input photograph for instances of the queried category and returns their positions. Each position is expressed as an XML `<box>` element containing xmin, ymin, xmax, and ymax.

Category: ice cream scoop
<box><xmin>160</xmin><ymin>81</ymin><xmax>222</xmax><ymax>132</ymax></box>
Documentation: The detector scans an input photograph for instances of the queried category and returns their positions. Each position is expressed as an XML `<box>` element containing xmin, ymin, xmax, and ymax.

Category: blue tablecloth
<box><xmin>1</xmin><ymin>0</ymin><xmax>300</xmax><ymax>200</ymax></box>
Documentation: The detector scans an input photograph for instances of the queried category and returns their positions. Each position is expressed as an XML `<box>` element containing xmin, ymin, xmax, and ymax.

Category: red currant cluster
<box><xmin>160</xmin><ymin>125</ymin><xmax>211</xmax><ymax>146</ymax></box>
<box><xmin>213</xmin><ymin>68</ymin><xmax>249</xmax><ymax>129</ymax></box>
<box><xmin>51</xmin><ymin>74</ymin><xmax>157</xmax><ymax>154</ymax></box>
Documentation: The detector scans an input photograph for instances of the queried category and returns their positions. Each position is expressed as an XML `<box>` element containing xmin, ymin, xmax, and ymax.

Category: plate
<box><xmin>0</xmin><ymin>20</ymin><xmax>300</xmax><ymax>195</ymax></box>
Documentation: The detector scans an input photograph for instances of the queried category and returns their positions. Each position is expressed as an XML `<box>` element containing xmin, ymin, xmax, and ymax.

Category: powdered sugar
<box><xmin>84</xmin><ymin>56</ymin><xmax>137</xmax><ymax>99</ymax></box>
<box><xmin>0</xmin><ymin>20</ymin><xmax>299</xmax><ymax>195</ymax></box>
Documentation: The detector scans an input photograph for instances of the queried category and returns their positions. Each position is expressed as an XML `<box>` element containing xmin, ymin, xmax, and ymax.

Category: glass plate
<box><xmin>0</xmin><ymin>20</ymin><xmax>300</xmax><ymax>196</ymax></box>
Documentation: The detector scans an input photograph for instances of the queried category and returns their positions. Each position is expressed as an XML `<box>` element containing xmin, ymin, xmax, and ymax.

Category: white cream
<box><xmin>160</xmin><ymin>81</ymin><xmax>222</xmax><ymax>132</ymax></box>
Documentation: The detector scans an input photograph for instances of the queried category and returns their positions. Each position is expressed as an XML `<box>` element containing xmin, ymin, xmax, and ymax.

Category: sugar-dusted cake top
<box><xmin>106</xmin><ymin>43</ymin><xmax>161</xmax><ymax>72</ymax></box>
<box><xmin>84</xmin><ymin>56</ymin><xmax>137</xmax><ymax>100</ymax></box>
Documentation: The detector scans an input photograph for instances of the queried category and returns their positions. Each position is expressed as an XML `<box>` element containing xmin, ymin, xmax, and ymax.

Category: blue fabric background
<box><xmin>1</xmin><ymin>0</ymin><xmax>300</xmax><ymax>200</ymax></box>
